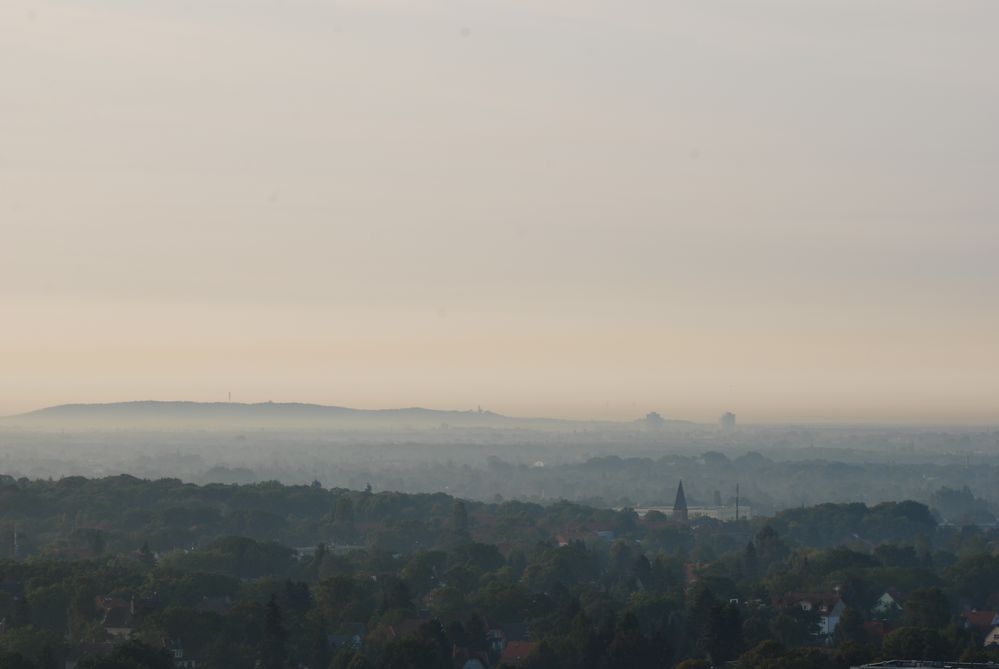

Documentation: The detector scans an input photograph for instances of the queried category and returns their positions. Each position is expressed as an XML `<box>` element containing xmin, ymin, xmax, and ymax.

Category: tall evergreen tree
<box><xmin>309</xmin><ymin>614</ymin><xmax>330</xmax><ymax>669</ymax></box>
<box><xmin>12</xmin><ymin>595</ymin><xmax>31</xmax><ymax>628</ymax></box>
<box><xmin>260</xmin><ymin>595</ymin><xmax>288</xmax><ymax>669</ymax></box>
<box><xmin>833</xmin><ymin>608</ymin><xmax>868</xmax><ymax>647</ymax></box>
<box><xmin>452</xmin><ymin>500</ymin><xmax>469</xmax><ymax>536</ymax></box>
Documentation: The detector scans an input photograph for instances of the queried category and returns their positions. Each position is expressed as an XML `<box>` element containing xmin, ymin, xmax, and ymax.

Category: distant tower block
<box><xmin>720</xmin><ymin>412</ymin><xmax>736</xmax><ymax>430</ymax></box>
<box><xmin>673</xmin><ymin>481</ymin><xmax>689</xmax><ymax>524</ymax></box>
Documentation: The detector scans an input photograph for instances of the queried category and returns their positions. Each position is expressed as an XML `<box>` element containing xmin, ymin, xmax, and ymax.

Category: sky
<box><xmin>1</xmin><ymin>0</ymin><xmax>998</xmax><ymax>423</ymax></box>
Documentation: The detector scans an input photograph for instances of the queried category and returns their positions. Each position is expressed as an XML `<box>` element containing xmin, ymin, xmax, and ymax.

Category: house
<box><xmin>102</xmin><ymin>605</ymin><xmax>135</xmax><ymax>639</ymax></box>
<box><xmin>460</xmin><ymin>660</ymin><xmax>486</xmax><ymax>669</ymax></box>
<box><xmin>962</xmin><ymin>610</ymin><xmax>999</xmax><ymax>633</ymax></box>
<box><xmin>164</xmin><ymin>639</ymin><xmax>199</xmax><ymax>668</ymax></box>
<box><xmin>94</xmin><ymin>595</ymin><xmax>129</xmax><ymax>614</ymax></box>
<box><xmin>821</xmin><ymin>599</ymin><xmax>846</xmax><ymax>636</ymax></box>
<box><xmin>329</xmin><ymin>622</ymin><xmax>366</xmax><ymax>651</ymax></box>
<box><xmin>451</xmin><ymin>646</ymin><xmax>489</xmax><ymax>669</ymax></box>
<box><xmin>684</xmin><ymin>562</ymin><xmax>705</xmax><ymax>589</ymax></box>
<box><xmin>871</xmin><ymin>590</ymin><xmax>904</xmax><ymax>616</ymax></box>
<box><xmin>985</xmin><ymin>625</ymin><xmax>999</xmax><ymax>647</ymax></box>
<box><xmin>486</xmin><ymin>630</ymin><xmax>504</xmax><ymax>659</ymax></box>
<box><xmin>95</xmin><ymin>596</ymin><xmax>135</xmax><ymax>639</ymax></box>
<box><xmin>486</xmin><ymin>622</ymin><xmax>530</xmax><ymax>656</ymax></box>
<box><xmin>776</xmin><ymin>592</ymin><xmax>846</xmax><ymax>636</ymax></box>
<box><xmin>499</xmin><ymin>641</ymin><xmax>538</xmax><ymax>667</ymax></box>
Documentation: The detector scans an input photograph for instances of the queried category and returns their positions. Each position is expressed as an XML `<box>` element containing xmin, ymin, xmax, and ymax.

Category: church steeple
<box><xmin>673</xmin><ymin>480</ymin><xmax>689</xmax><ymax>524</ymax></box>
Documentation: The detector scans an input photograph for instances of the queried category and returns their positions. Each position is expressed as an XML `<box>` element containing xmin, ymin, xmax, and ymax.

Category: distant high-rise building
<box><xmin>720</xmin><ymin>412</ymin><xmax>736</xmax><ymax>430</ymax></box>
<box><xmin>673</xmin><ymin>481</ymin><xmax>689</xmax><ymax>524</ymax></box>
<box><xmin>645</xmin><ymin>411</ymin><xmax>665</xmax><ymax>428</ymax></box>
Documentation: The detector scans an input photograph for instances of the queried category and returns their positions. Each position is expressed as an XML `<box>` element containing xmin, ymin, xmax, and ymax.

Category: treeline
<box><xmin>5</xmin><ymin>427</ymin><xmax>999</xmax><ymax>517</ymax></box>
<box><xmin>0</xmin><ymin>475</ymin><xmax>987</xmax><ymax>561</ymax></box>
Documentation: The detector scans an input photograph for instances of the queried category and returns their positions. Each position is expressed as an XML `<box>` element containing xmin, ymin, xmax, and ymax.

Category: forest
<box><xmin>0</xmin><ymin>475</ymin><xmax>998</xmax><ymax>668</ymax></box>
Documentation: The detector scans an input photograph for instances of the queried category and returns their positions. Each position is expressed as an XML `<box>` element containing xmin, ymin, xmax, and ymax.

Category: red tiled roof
<box><xmin>500</xmin><ymin>641</ymin><xmax>538</xmax><ymax>666</ymax></box>
<box><xmin>962</xmin><ymin>610</ymin><xmax>999</xmax><ymax>631</ymax></box>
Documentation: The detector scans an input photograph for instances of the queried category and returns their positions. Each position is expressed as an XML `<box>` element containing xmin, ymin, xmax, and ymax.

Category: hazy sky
<box><xmin>2</xmin><ymin>0</ymin><xmax>998</xmax><ymax>423</ymax></box>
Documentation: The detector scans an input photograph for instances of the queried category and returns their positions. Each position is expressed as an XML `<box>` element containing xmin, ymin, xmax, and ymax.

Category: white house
<box><xmin>871</xmin><ymin>591</ymin><xmax>903</xmax><ymax>616</ymax></box>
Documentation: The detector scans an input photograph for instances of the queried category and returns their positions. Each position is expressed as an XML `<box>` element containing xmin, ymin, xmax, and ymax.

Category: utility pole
<box><xmin>735</xmin><ymin>484</ymin><xmax>740</xmax><ymax>522</ymax></box>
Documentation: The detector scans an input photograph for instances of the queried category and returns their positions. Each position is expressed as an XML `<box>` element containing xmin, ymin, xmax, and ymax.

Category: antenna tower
<box><xmin>735</xmin><ymin>484</ymin><xmax>740</xmax><ymax>522</ymax></box>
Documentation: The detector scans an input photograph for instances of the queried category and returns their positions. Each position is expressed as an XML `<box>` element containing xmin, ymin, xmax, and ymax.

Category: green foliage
<box><xmin>674</xmin><ymin>660</ymin><xmax>711</xmax><ymax>669</ymax></box>
<box><xmin>769</xmin><ymin>501</ymin><xmax>936</xmax><ymax>548</ymax></box>
<box><xmin>378</xmin><ymin>622</ymin><xmax>451</xmax><ymax>669</ymax></box>
<box><xmin>882</xmin><ymin>627</ymin><xmax>952</xmax><ymax>660</ymax></box>
<box><xmin>930</xmin><ymin>486</ymin><xmax>996</xmax><ymax>525</ymax></box>
<box><xmin>160</xmin><ymin>536</ymin><xmax>295</xmax><ymax>579</ymax></box>
<box><xmin>79</xmin><ymin>640</ymin><xmax>173</xmax><ymax>669</ymax></box>
<box><xmin>0</xmin><ymin>627</ymin><xmax>65</xmax><ymax>668</ymax></box>
<box><xmin>903</xmin><ymin>588</ymin><xmax>951</xmax><ymax>630</ymax></box>
<box><xmin>260</xmin><ymin>595</ymin><xmax>288</xmax><ymax>669</ymax></box>
<box><xmin>948</xmin><ymin>554</ymin><xmax>999</xmax><ymax>607</ymax></box>
<box><xmin>832</xmin><ymin>607</ymin><xmax>867</xmax><ymax>647</ymax></box>
<box><xmin>0</xmin><ymin>475</ymin><xmax>993</xmax><ymax>669</ymax></box>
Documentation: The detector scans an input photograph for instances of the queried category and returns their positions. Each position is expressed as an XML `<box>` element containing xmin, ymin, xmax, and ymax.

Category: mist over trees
<box><xmin>1</xmin><ymin>409</ymin><xmax>997</xmax><ymax>520</ymax></box>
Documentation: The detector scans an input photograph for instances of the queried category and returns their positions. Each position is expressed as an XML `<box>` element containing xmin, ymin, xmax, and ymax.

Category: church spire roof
<box><xmin>673</xmin><ymin>480</ymin><xmax>689</xmax><ymax>524</ymax></box>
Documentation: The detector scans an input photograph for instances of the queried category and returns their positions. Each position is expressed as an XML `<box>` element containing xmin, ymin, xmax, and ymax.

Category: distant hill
<box><xmin>1</xmin><ymin>400</ymin><xmax>625</xmax><ymax>431</ymax></box>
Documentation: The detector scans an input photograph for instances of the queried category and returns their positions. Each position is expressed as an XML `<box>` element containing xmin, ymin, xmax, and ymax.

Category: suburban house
<box><xmin>450</xmin><ymin>646</ymin><xmax>489</xmax><ymax>669</ymax></box>
<box><xmin>776</xmin><ymin>591</ymin><xmax>846</xmax><ymax>636</ymax></box>
<box><xmin>329</xmin><ymin>622</ymin><xmax>366</xmax><ymax>651</ymax></box>
<box><xmin>95</xmin><ymin>595</ymin><xmax>134</xmax><ymax>639</ymax></box>
<box><xmin>961</xmin><ymin>610</ymin><xmax>999</xmax><ymax>633</ymax></box>
<box><xmin>871</xmin><ymin>590</ymin><xmax>904</xmax><ymax>616</ymax></box>
<box><xmin>985</xmin><ymin>625</ymin><xmax>999</xmax><ymax>647</ymax></box>
<box><xmin>459</xmin><ymin>658</ymin><xmax>487</xmax><ymax>669</ymax></box>
<box><xmin>164</xmin><ymin>639</ymin><xmax>199</xmax><ymax>668</ymax></box>
<box><xmin>486</xmin><ymin>622</ymin><xmax>530</xmax><ymax>657</ymax></box>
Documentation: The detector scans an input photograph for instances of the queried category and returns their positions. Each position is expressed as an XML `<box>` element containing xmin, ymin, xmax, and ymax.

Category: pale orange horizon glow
<box><xmin>2</xmin><ymin>1</ymin><xmax>998</xmax><ymax>423</ymax></box>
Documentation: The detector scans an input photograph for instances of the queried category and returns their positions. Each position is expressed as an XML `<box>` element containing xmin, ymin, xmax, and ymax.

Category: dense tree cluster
<box><xmin>0</xmin><ymin>476</ymin><xmax>997</xmax><ymax>668</ymax></box>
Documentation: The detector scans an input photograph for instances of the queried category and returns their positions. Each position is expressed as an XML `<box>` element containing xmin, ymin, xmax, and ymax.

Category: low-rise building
<box><xmin>776</xmin><ymin>591</ymin><xmax>846</xmax><ymax>636</ymax></box>
<box><xmin>872</xmin><ymin>590</ymin><xmax>904</xmax><ymax>616</ymax></box>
